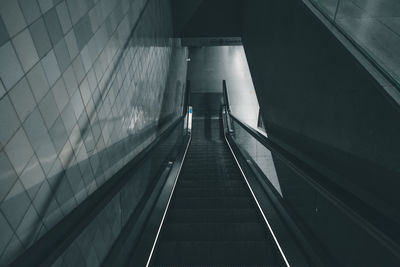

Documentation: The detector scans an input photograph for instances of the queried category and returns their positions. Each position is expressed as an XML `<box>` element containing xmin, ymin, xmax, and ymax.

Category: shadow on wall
<box><xmin>158</xmin><ymin>45</ymin><xmax>189</xmax><ymax>131</ymax></box>
<box><xmin>49</xmin><ymin>42</ymin><xmax>189</xmax><ymax>266</ymax></box>
<box><xmin>0</xmin><ymin>0</ymin><xmax>188</xmax><ymax>265</ymax></box>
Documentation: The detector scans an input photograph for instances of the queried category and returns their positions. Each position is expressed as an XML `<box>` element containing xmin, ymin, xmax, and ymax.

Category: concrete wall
<box><xmin>242</xmin><ymin>0</ymin><xmax>400</xmax><ymax>246</ymax></box>
<box><xmin>171</xmin><ymin>0</ymin><xmax>203</xmax><ymax>34</ymax></box>
<box><xmin>172</xmin><ymin>0</ymin><xmax>243</xmax><ymax>37</ymax></box>
<box><xmin>187</xmin><ymin>46</ymin><xmax>260</xmax><ymax>126</ymax></box>
<box><xmin>0</xmin><ymin>0</ymin><xmax>187</xmax><ymax>265</ymax></box>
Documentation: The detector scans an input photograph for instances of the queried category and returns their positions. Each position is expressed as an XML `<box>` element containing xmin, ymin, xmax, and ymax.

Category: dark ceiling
<box><xmin>171</xmin><ymin>0</ymin><xmax>244</xmax><ymax>37</ymax></box>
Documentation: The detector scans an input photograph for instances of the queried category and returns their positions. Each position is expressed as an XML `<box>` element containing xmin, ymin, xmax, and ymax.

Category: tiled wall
<box><xmin>0</xmin><ymin>0</ymin><xmax>188</xmax><ymax>265</ymax></box>
<box><xmin>52</xmin><ymin>120</ymin><xmax>186</xmax><ymax>267</ymax></box>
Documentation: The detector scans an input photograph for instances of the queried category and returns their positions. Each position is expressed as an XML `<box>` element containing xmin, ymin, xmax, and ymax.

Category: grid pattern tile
<box><xmin>52</xmin><ymin>120</ymin><xmax>185</xmax><ymax>267</ymax></box>
<box><xmin>0</xmin><ymin>0</ymin><xmax>187</xmax><ymax>265</ymax></box>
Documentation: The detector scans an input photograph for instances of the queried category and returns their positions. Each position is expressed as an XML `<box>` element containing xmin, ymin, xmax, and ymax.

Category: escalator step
<box><xmin>173</xmin><ymin>187</ymin><xmax>248</xmax><ymax>197</ymax></box>
<box><xmin>179</xmin><ymin>174</ymin><xmax>242</xmax><ymax>180</ymax></box>
<box><xmin>171</xmin><ymin>197</ymin><xmax>253</xmax><ymax>209</ymax></box>
<box><xmin>161</xmin><ymin>222</ymin><xmax>267</xmax><ymax>241</ymax></box>
<box><xmin>177</xmin><ymin>180</ymin><xmax>244</xmax><ymax>188</ymax></box>
<box><xmin>166</xmin><ymin>208</ymin><xmax>260</xmax><ymax>223</ymax></box>
<box><xmin>153</xmin><ymin>241</ymin><xmax>276</xmax><ymax>265</ymax></box>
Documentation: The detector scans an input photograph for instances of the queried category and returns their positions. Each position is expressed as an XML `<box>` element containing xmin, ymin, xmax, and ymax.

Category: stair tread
<box><xmin>166</xmin><ymin>208</ymin><xmax>260</xmax><ymax>223</ymax></box>
<box><xmin>153</xmin><ymin>241</ymin><xmax>278</xmax><ymax>265</ymax></box>
<box><xmin>171</xmin><ymin>196</ymin><xmax>254</xmax><ymax>209</ymax></box>
<box><xmin>178</xmin><ymin>180</ymin><xmax>244</xmax><ymax>187</ymax></box>
<box><xmin>161</xmin><ymin>222</ymin><xmax>267</xmax><ymax>241</ymax></box>
<box><xmin>174</xmin><ymin>187</ymin><xmax>248</xmax><ymax>197</ymax></box>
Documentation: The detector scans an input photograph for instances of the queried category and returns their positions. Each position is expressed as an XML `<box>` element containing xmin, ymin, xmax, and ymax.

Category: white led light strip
<box><xmin>145</xmin><ymin>135</ymin><xmax>191</xmax><ymax>267</ymax></box>
<box><xmin>224</xmin><ymin>134</ymin><xmax>291</xmax><ymax>267</ymax></box>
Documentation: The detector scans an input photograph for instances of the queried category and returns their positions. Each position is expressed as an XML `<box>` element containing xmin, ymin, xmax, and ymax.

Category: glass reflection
<box><xmin>233</xmin><ymin>123</ymin><xmax>283</xmax><ymax>196</ymax></box>
<box><xmin>310</xmin><ymin>0</ymin><xmax>400</xmax><ymax>86</ymax></box>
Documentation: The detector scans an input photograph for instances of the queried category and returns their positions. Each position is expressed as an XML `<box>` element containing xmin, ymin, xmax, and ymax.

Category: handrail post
<box><xmin>183</xmin><ymin>80</ymin><xmax>191</xmax><ymax>115</ymax></box>
<box><xmin>222</xmin><ymin>80</ymin><xmax>231</xmax><ymax>112</ymax></box>
<box><xmin>222</xmin><ymin>80</ymin><xmax>234</xmax><ymax>134</ymax></box>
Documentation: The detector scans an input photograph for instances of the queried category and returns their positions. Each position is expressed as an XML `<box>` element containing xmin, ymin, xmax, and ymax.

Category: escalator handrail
<box><xmin>130</xmin><ymin>133</ymin><xmax>191</xmax><ymax>266</ymax></box>
<box><xmin>222</xmin><ymin>80</ymin><xmax>231</xmax><ymax>113</ymax></box>
<box><xmin>10</xmin><ymin>116</ymin><xmax>186</xmax><ymax>267</ymax></box>
<box><xmin>226</xmin><ymin>110</ymin><xmax>400</xmax><ymax>258</ymax></box>
<box><xmin>183</xmin><ymin>80</ymin><xmax>191</xmax><ymax>115</ymax></box>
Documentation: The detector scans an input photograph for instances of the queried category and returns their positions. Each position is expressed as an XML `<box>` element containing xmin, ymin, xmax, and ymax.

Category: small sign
<box><xmin>188</xmin><ymin>106</ymin><xmax>192</xmax><ymax>131</ymax></box>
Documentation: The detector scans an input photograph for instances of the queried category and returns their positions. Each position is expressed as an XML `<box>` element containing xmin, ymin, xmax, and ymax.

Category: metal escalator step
<box><xmin>177</xmin><ymin>180</ymin><xmax>244</xmax><ymax>188</ymax></box>
<box><xmin>171</xmin><ymin>197</ymin><xmax>254</xmax><ymax>209</ymax></box>
<box><xmin>173</xmin><ymin>187</ymin><xmax>248</xmax><ymax>198</ymax></box>
<box><xmin>153</xmin><ymin>241</ymin><xmax>277</xmax><ymax>265</ymax></box>
<box><xmin>179</xmin><ymin>173</ymin><xmax>242</xmax><ymax>180</ymax></box>
<box><xmin>166</xmin><ymin>208</ymin><xmax>260</xmax><ymax>223</ymax></box>
<box><xmin>160</xmin><ymin>222</ymin><xmax>267</xmax><ymax>241</ymax></box>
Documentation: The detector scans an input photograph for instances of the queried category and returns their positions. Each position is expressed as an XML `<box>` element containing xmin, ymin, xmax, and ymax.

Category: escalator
<box><xmin>14</xmin><ymin>83</ymin><xmax>400</xmax><ymax>267</ymax></box>
<box><xmin>10</xmin><ymin>86</ymin><xmax>293</xmax><ymax>267</ymax></box>
<box><xmin>150</xmin><ymin>115</ymin><xmax>286</xmax><ymax>266</ymax></box>
<box><xmin>132</xmin><ymin>86</ymin><xmax>400</xmax><ymax>266</ymax></box>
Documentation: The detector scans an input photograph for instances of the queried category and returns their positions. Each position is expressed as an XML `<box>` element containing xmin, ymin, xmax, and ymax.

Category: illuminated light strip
<box><xmin>145</xmin><ymin>135</ymin><xmax>191</xmax><ymax>267</ymax></box>
<box><xmin>224</xmin><ymin>134</ymin><xmax>291</xmax><ymax>267</ymax></box>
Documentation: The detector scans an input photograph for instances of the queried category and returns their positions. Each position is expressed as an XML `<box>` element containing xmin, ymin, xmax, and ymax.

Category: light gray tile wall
<box><xmin>0</xmin><ymin>0</ymin><xmax>188</xmax><ymax>265</ymax></box>
<box><xmin>53</xmin><ymin>119</ymin><xmax>186</xmax><ymax>267</ymax></box>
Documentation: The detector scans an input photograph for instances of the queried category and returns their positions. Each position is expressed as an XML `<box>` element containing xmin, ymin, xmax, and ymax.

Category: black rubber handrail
<box><xmin>131</xmin><ymin>133</ymin><xmax>191</xmax><ymax>266</ymax></box>
<box><xmin>223</xmin><ymin>105</ymin><xmax>324</xmax><ymax>265</ymax></box>
<box><xmin>228</xmin><ymin>112</ymin><xmax>400</xmax><ymax>259</ymax></box>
